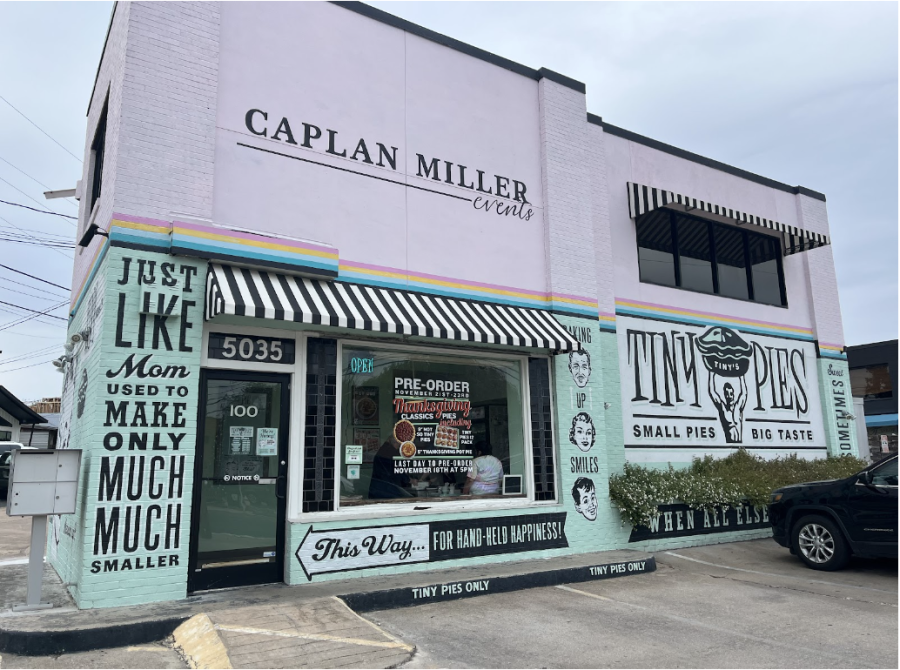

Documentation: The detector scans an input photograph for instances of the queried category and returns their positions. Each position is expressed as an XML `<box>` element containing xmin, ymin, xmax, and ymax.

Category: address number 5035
<box><xmin>221</xmin><ymin>336</ymin><xmax>283</xmax><ymax>362</ymax></box>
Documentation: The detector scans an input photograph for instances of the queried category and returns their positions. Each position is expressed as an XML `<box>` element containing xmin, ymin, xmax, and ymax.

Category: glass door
<box><xmin>189</xmin><ymin>370</ymin><xmax>290</xmax><ymax>592</ymax></box>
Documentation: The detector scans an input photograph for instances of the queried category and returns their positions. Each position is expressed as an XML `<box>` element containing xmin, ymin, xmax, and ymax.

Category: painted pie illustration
<box><xmin>400</xmin><ymin>441</ymin><xmax>417</xmax><ymax>458</ymax></box>
<box><xmin>434</xmin><ymin>425</ymin><xmax>459</xmax><ymax>449</ymax></box>
<box><xmin>696</xmin><ymin>326</ymin><xmax>752</xmax><ymax>377</ymax></box>
<box><xmin>393</xmin><ymin>419</ymin><xmax>416</xmax><ymax>444</ymax></box>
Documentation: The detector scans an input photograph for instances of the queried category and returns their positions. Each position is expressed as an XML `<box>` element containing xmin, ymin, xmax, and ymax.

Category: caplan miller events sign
<box><xmin>244</xmin><ymin>109</ymin><xmax>536</xmax><ymax>222</ymax></box>
<box><xmin>617</xmin><ymin>315</ymin><xmax>826</xmax><ymax>450</ymax></box>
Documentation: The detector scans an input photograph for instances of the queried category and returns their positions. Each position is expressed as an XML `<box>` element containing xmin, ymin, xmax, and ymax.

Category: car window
<box><xmin>871</xmin><ymin>458</ymin><xmax>898</xmax><ymax>487</ymax></box>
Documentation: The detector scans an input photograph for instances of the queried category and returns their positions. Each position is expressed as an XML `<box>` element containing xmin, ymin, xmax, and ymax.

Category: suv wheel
<box><xmin>792</xmin><ymin>515</ymin><xmax>850</xmax><ymax>571</ymax></box>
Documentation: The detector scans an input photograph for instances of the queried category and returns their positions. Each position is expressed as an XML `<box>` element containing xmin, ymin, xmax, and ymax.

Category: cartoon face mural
<box><xmin>571</xmin><ymin>477</ymin><xmax>597</xmax><ymax>521</ymax></box>
<box><xmin>697</xmin><ymin>327</ymin><xmax>752</xmax><ymax>444</ymax></box>
<box><xmin>569</xmin><ymin>412</ymin><xmax>596</xmax><ymax>452</ymax></box>
<box><xmin>568</xmin><ymin>350</ymin><xmax>592</xmax><ymax>388</ymax></box>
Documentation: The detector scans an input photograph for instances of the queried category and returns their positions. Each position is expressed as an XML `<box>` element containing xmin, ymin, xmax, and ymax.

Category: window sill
<box><xmin>290</xmin><ymin>496</ymin><xmax>558</xmax><ymax>524</ymax></box>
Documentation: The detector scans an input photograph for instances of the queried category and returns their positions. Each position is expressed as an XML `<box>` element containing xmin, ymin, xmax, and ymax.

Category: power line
<box><xmin>0</xmin><ymin>300</ymin><xmax>69</xmax><ymax>332</ymax></box>
<box><xmin>0</xmin><ymin>305</ymin><xmax>65</xmax><ymax>328</ymax></box>
<box><xmin>0</xmin><ymin>224</ymin><xmax>73</xmax><ymax>242</ymax></box>
<box><xmin>0</xmin><ymin>94</ymin><xmax>82</xmax><ymax>163</ymax></box>
<box><xmin>0</xmin><ymin>215</ymin><xmax>74</xmax><ymax>260</ymax></box>
<box><xmin>0</xmin><ymin>263</ymin><xmax>70</xmax><ymax>291</ymax></box>
<box><xmin>0</xmin><ymin>182</ymin><xmax>77</xmax><ymax>224</ymax></box>
<box><xmin>0</xmin><ymin>275</ymin><xmax>69</xmax><ymax>299</ymax></box>
<box><xmin>0</xmin><ymin>237</ymin><xmax>74</xmax><ymax>249</ymax></box>
<box><xmin>0</xmin><ymin>358</ymin><xmax>57</xmax><ymax>373</ymax></box>
<box><xmin>0</xmin><ymin>155</ymin><xmax>78</xmax><ymax>208</ymax></box>
<box><xmin>0</xmin><ymin>283</ymin><xmax>70</xmax><ymax>303</ymax></box>
<box><xmin>0</xmin><ymin>299</ymin><xmax>68</xmax><ymax>320</ymax></box>
<box><xmin>0</xmin><ymin>344</ymin><xmax>62</xmax><ymax>366</ymax></box>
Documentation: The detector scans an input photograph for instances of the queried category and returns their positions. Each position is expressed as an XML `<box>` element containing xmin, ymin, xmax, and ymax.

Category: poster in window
<box><xmin>256</xmin><ymin>427</ymin><xmax>278</xmax><ymax>456</ymax></box>
<box><xmin>353</xmin><ymin>428</ymin><xmax>382</xmax><ymax>462</ymax></box>
<box><xmin>352</xmin><ymin>386</ymin><xmax>380</xmax><ymax>426</ymax></box>
<box><xmin>392</xmin><ymin>373</ymin><xmax>474</xmax><ymax>477</ymax></box>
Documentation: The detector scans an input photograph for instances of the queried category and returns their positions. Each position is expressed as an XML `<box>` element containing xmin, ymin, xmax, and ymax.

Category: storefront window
<box><xmin>713</xmin><ymin>224</ymin><xmax>749</xmax><ymax>301</ymax></box>
<box><xmin>636</xmin><ymin>210</ymin><xmax>677</xmax><ymax>287</ymax></box>
<box><xmin>635</xmin><ymin>211</ymin><xmax>786</xmax><ymax>306</ymax></box>
<box><xmin>675</xmin><ymin>215</ymin><xmax>714</xmax><ymax>294</ymax></box>
<box><xmin>339</xmin><ymin>345</ymin><xmax>527</xmax><ymax>506</ymax></box>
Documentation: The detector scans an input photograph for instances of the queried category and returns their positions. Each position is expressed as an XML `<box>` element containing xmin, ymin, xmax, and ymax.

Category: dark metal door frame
<box><xmin>188</xmin><ymin>368</ymin><xmax>291</xmax><ymax>593</ymax></box>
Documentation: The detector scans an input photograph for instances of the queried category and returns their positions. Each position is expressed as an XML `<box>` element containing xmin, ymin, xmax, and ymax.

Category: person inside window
<box><xmin>368</xmin><ymin>435</ymin><xmax>413</xmax><ymax>499</ymax></box>
<box><xmin>463</xmin><ymin>441</ymin><xmax>504</xmax><ymax>496</ymax></box>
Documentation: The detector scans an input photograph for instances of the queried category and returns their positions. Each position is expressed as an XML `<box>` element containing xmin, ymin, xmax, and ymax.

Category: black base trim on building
<box><xmin>339</xmin><ymin>556</ymin><xmax>656</xmax><ymax>612</ymax></box>
<box><xmin>0</xmin><ymin>617</ymin><xmax>188</xmax><ymax>657</ymax></box>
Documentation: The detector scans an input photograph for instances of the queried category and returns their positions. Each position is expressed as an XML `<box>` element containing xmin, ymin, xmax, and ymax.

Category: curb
<box><xmin>341</xmin><ymin>556</ymin><xmax>656</xmax><ymax>612</ymax></box>
<box><xmin>0</xmin><ymin>555</ymin><xmax>655</xmax><ymax>656</ymax></box>
<box><xmin>0</xmin><ymin>616</ymin><xmax>187</xmax><ymax>656</ymax></box>
<box><xmin>172</xmin><ymin>613</ymin><xmax>233</xmax><ymax>670</ymax></box>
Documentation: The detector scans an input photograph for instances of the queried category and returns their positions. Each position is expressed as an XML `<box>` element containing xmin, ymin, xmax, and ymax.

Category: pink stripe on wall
<box><xmin>173</xmin><ymin>220</ymin><xmax>338</xmax><ymax>254</ymax></box>
<box><xmin>343</xmin><ymin>259</ymin><xmax>595</xmax><ymax>304</ymax></box>
<box><xmin>111</xmin><ymin>212</ymin><xmax>172</xmax><ymax>228</ymax></box>
<box><xmin>617</xmin><ymin>297</ymin><xmax>813</xmax><ymax>333</ymax></box>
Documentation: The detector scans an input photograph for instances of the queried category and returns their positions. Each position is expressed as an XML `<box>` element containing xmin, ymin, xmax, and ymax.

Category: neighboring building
<box><xmin>51</xmin><ymin>2</ymin><xmax>855</xmax><ymax>609</ymax></box>
<box><xmin>0</xmin><ymin>386</ymin><xmax>47</xmax><ymax>443</ymax></box>
<box><xmin>847</xmin><ymin>340</ymin><xmax>898</xmax><ymax>461</ymax></box>
<box><xmin>19</xmin><ymin>412</ymin><xmax>60</xmax><ymax>449</ymax></box>
<box><xmin>29</xmin><ymin>397</ymin><xmax>62</xmax><ymax>415</ymax></box>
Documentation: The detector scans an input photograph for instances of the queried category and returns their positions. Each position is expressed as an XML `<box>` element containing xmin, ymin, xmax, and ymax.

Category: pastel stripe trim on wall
<box><xmin>615</xmin><ymin>298</ymin><xmax>814</xmax><ymax>340</ymax></box>
<box><xmin>172</xmin><ymin>221</ymin><xmax>339</xmax><ymax>262</ymax></box>
<box><xmin>340</xmin><ymin>260</ymin><xmax>597</xmax><ymax>315</ymax></box>
<box><xmin>70</xmin><ymin>238</ymin><xmax>109</xmax><ymax>317</ymax></box>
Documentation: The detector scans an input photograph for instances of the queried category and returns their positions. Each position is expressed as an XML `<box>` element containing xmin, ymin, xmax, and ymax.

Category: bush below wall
<box><xmin>609</xmin><ymin>450</ymin><xmax>867</xmax><ymax>527</ymax></box>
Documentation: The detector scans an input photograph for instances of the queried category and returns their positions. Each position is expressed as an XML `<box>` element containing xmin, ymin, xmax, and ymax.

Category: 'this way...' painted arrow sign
<box><xmin>295</xmin><ymin>513</ymin><xmax>568</xmax><ymax>581</ymax></box>
<box><xmin>295</xmin><ymin>524</ymin><xmax>431</xmax><ymax>580</ymax></box>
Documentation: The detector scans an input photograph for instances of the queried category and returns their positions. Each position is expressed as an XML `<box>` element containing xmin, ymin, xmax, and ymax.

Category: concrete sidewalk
<box><xmin>0</xmin><ymin>548</ymin><xmax>654</xmax><ymax>668</ymax></box>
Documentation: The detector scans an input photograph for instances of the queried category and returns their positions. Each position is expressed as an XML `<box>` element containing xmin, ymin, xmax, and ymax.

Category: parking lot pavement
<box><xmin>0</xmin><ymin>494</ymin><xmax>32</xmax><ymax>562</ymax></box>
<box><xmin>368</xmin><ymin>539</ymin><xmax>897</xmax><ymax>669</ymax></box>
<box><xmin>0</xmin><ymin>642</ymin><xmax>186</xmax><ymax>669</ymax></box>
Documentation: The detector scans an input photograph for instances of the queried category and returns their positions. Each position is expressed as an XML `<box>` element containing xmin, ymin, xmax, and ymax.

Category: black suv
<box><xmin>769</xmin><ymin>454</ymin><xmax>897</xmax><ymax>571</ymax></box>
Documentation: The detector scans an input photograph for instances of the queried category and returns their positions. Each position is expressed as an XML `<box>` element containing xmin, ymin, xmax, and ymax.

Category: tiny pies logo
<box><xmin>696</xmin><ymin>327</ymin><xmax>752</xmax><ymax>444</ymax></box>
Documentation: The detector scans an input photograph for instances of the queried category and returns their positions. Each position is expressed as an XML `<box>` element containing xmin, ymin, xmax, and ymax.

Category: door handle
<box><xmin>276</xmin><ymin>475</ymin><xmax>287</xmax><ymax>499</ymax></box>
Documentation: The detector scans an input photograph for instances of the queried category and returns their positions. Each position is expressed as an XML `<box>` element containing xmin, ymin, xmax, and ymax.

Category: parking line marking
<box><xmin>555</xmin><ymin>585</ymin><xmax>871</xmax><ymax>666</ymax></box>
<box><xmin>214</xmin><ymin>624</ymin><xmax>414</xmax><ymax>651</ymax></box>
<box><xmin>664</xmin><ymin>551</ymin><xmax>896</xmax><ymax>594</ymax></box>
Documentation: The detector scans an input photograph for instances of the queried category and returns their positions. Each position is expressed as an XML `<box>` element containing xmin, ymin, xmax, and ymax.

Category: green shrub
<box><xmin>609</xmin><ymin>450</ymin><xmax>867</xmax><ymax>527</ymax></box>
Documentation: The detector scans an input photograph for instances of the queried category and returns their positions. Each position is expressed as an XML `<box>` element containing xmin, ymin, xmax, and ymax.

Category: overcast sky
<box><xmin>0</xmin><ymin>2</ymin><xmax>896</xmax><ymax>404</ymax></box>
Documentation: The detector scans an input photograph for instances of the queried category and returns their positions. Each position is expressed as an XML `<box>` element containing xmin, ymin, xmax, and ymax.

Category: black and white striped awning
<box><xmin>205</xmin><ymin>264</ymin><xmax>581</xmax><ymax>352</ymax></box>
<box><xmin>627</xmin><ymin>182</ymin><xmax>830</xmax><ymax>256</ymax></box>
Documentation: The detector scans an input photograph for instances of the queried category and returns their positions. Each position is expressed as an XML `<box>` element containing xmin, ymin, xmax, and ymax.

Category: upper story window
<box><xmin>636</xmin><ymin>210</ymin><xmax>787</xmax><ymax>307</ymax></box>
<box><xmin>88</xmin><ymin>98</ymin><xmax>108</xmax><ymax>216</ymax></box>
<box><xmin>850</xmin><ymin>364</ymin><xmax>893</xmax><ymax>400</ymax></box>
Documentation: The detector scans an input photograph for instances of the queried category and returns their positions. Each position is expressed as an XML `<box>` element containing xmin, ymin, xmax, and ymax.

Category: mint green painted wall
<box><xmin>48</xmin><ymin>252</ymin><xmax>110</xmax><ymax>590</ymax></box>
<box><xmin>52</xmin><ymin>271</ymin><xmax>772</xmax><ymax>605</ymax></box>
<box><xmin>53</xmin><ymin>247</ymin><xmax>206</xmax><ymax>608</ymax></box>
<box><xmin>817</xmin><ymin>358</ymin><xmax>858</xmax><ymax>457</ymax></box>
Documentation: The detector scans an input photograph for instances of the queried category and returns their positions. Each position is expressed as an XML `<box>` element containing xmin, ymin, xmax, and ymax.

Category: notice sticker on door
<box><xmin>257</xmin><ymin>427</ymin><xmax>278</xmax><ymax>456</ymax></box>
<box><xmin>230</xmin><ymin>426</ymin><xmax>254</xmax><ymax>454</ymax></box>
<box><xmin>345</xmin><ymin>444</ymin><xmax>363</xmax><ymax>465</ymax></box>
<box><xmin>347</xmin><ymin>465</ymin><xmax>360</xmax><ymax>479</ymax></box>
